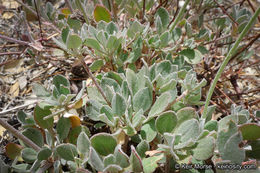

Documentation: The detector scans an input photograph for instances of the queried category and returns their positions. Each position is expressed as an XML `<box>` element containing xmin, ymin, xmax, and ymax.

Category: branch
<box><xmin>213</xmin><ymin>0</ymin><xmax>238</xmax><ymax>26</ymax></box>
<box><xmin>14</xmin><ymin>0</ymin><xmax>61</xmax><ymax>33</ymax></box>
<box><xmin>81</xmin><ymin>58</ymin><xmax>111</xmax><ymax>106</ymax></box>
<box><xmin>0</xmin><ymin>34</ymin><xmax>29</xmax><ymax>46</ymax></box>
<box><xmin>0</xmin><ymin>118</ymin><xmax>41</xmax><ymax>151</ymax></box>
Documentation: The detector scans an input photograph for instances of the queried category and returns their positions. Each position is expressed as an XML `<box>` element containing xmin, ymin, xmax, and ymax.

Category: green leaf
<box><xmin>89</xmin><ymin>147</ymin><xmax>104</xmax><ymax>171</ymax></box>
<box><xmin>132</xmin><ymin>110</ymin><xmax>146</xmax><ymax>128</ymax></box>
<box><xmin>52</xmin><ymin>38</ymin><xmax>67</xmax><ymax>50</ymax></box>
<box><xmin>56</xmin><ymin>144</ymin><xmax>78</xmax><ymax>161</ymax></box>
<box><xmin>17</xmin><ymin>111</ymin><xmax>35</xmax><ymax>126</ymax></box>
<box><xmin>193</xmin><ymin>136</ymin><xmax>215</xmax><ymax>160</ymax></box>
<box><xmin>112</xmin><ymin>93</ymin><xmax>126</xmax><ymax>117</ymax></box>
<box><xmin>156</xmin><ymin>60</ymin><xmax>172</xmax><ymax>76</ymax></box>
<box><xmin>77</xmin><ymin>132</ymin><xmax>90</xmax><ymax>156</ymax></box>
<box><xmin>130</xmin><ymin>146</ymin><xmax>143</xmax><ymax>172</ymax></box>
<box><xmin>222</xmin><ymin>132</ymin><xmax>245</xmax><ymax>164</ymax></box>
<box><xmin>126</xmin><ymin>69</ymin><xmax>138</xmax><ymax>95</ymax></box>
<box><xmin>217</xmin><ymin>120</ymin><xmax>238</xmax><ymax>157</ymax></box>
<box><xmin>246</xmin><ymin>140</ymin><xmax>260</xmax><ymax>160</ymax></box>
<box><xmin>156</xmin><ymin>7</ymin><xmax>170</xmax><ymax>28</ymax></box>
<box><xmin>180</xmin><ymin>48</ymin><xmax>203</xmax><ymax>64</ymax></box>
<box><xmin>103</xmin><ymin>154</ymin><xmax>116</xmax><ymax>167</ymax></box>
<box><xmin>176</xmin><ymin>107</ymin><xmax>198</xmax><ymax>128</ymax></box>
<box><xmin>68</xmin><ymin>126</ymin><xmax>89</xmax><ymax>145</ymax></box>
<box><xmin>37</xmin><ymin>147</ymin><xmax>52</xmax><ymax>161</ymax></box>
<box><xmin>143</xmin><ymin>154</ymin><xmax>164</xmax><ymax>173</ymax></box>
<box><xmin>53</xmin><ymin>75</ymin><xmax>70</xmax><ymax>92</ymax></box>
<box><xmin>127</xmin><ymin>20</ymin><xmax>144</xmax><ymax>38</ymax></box>
<box><xmin>205</xmin><ymin>105</ymin><xmax>216</xmax><ymax>122</ymax></box>
<box><xmin>100</xmin><ymin>105</ymin><xmax>114</xmax><ymax>122</ymax></box>
<box><xmin>22</xmin><ymin>127</ymin><xmax>44</xmax><ymax>147</ymax></box>
<box><xmin>114</xmin><ymin>145</ymin><xmax>130</xmax><ymax>168</ymax></box>
<box><xmin>91</xmin><ymin>133</ymin><xmax>117</xmax><ymax>156</ymax></box>
<box><xmin>32</xmin><ymin>83</ymin><xmax>51</xmax><ymax>98</ymax></box>
<box><xmin>175</xmin><ymin>119</ymin><xmax>200</xmax><ymax>143</ymax></box>
<box><xmin>136</xmin><ymin>140</ymin><xmax>149</xmax><ymax>158</ymax></box>
<box><xmin>94</xmin><ymin>5</ymin><xmax>111</xmax><ymax>23</ymax></box>
<box><xmin>172</xmin><ymin>28</ymin><xmax>182</xmax><ymax>42</ymax></box>
<box><xmin>62</xmin><ymin>27</ymin><xmax>69</xmax><ymax>43</ymax></box>
<box><xmin>85</xmin><ymin>38</ymin><xmax>102</xmax><ymax>51</ymax></box>
<box><xmin>103</xmin><ymin>165</ymin><xmax>122</xmax><ymax>172</ymax></box>
<box><xmin>148</xmin><ymin>92</ymin><xmax>171</xmax><ymax>118</ymax></box>
<box><xmin>159</xmin><ymin>31</ymin><xmax>170</xmax><ymax>47</ymax></box>
<box><xmin>106</xmin><ymin>35</ymin><xmax>118</xmax><ymax>50</ymax></box>
<box><xmin>155</xmin><ymin>111</ymin><xmax>177</xmax><ymax>134</ymax></box>
<box><xmin>34</xmin><ymin>105</ymin><xmax>53</xmax><ymax>129</ymax></box>
<box><xmin>239</xmin><ymin>123</ymin><xmax>260</xmax><ymax>140</ymax></box>
<box><xmin>141</xmin><ymin>119</ymin><xmax>157</xmax><ymax>142</ymax></box>
<box><xmin>159</xmin><ymin>79</ymin><xmax>177</xmax><ymax>94</ymax></box>
<box><xmin>101</xmin><ymin>77</ymin><xmax>120</xmax><ymax>93</ymax></box>
<box><xmin>89</xmin><ymin>59</ymin><xmax>104</xmax><ymax>71</ymax></box>
<box><xmin>21</xmin><ymin>148</ymin><xmax>37</xmax><ymax>163</ymax></box>
<box><xmin>155</xmin><ymin>16</ymin><xmax>163</xmax><ymax>34</ymax></box>
<box><xmin>66</xmin><ymin>34</ymin><xmax>82</xmax><ymax>49</ymax></box>
<box><xmin>204</xmin><ymin>120</ymin><xmax>218</xmax><ymax>132</ymax></box>
<box><xmin>106</xmin><ymin>22</ymin><xmax>118</xmax><ymax>35</ymax></box>
<box><xmin>86</xmin><ymin>100</ymin><xmax>103</xmax><ymax>121</ymax></box>
<box><xmin>56</xmin><ymin>116</ymin><xmax>71</xmax><ymax>141</ymax></box>
<box><xmin>133</xmin><ymin>87</ymin><xmax>152</xmax><ymax>112</ymax></box>
<box><xmin>68</xmin><ymin>18</ymin><xmax>81</xmax><ymax>33</ymax></box>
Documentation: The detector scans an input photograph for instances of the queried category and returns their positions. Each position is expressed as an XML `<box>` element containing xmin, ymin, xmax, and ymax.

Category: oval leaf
<box><xmin>56</xmin><ymin>144</ymin><xmax>78</xmax><ymax>161</ymax></box>
<box><xmin>22</xmin><ymin>127</ymin><xmax>44</xmax><ymax>147</ymax></box>
<box><xmin>21</xmin><ymin>148</ymin><xmax>37</xmax><ymax>163</ymax></box>
<box><xmin>94</xmin><ymin>5</ymin><xmax>111</xmax><ymax>23</ymax></box>
<box><xmin>155</xmin><ymin>111</ymin><xmax>177</xmax><ymax>134</ymax></box>
<box><xmin>133</xmin><ymin>87</ymin><xmax>152</xmax><ymax>112</ymax></box>
<box><xmin>193</xmin><ymin>136</ymin><xmax>215</xmax><ymax>160</ymax></box>
<box><xmin>66</xmin><ymin>34</ymin><xmax>82</xmax><ymax>49</ymax></box>
<box><xmin>239</xmin><ymin>123</ymin><xmax>260</xmax><ymax>140</ymax></box>
<box><xmin>91</xmin><ymin>133</ymin><xmax>117</xmax><ymax>156</ymax></box>
<box><xmin>148</xmin><ymin>92</ymin><xmax>171</xmax><ymax>118</ymax></box>
<box><xmin>141</xmin><ymin>119</ymin><xmax>157</xmax><ymax>142</ymax></box>
<box><xmin>34</xmin><ymin>105</ymin><xmax>53</xmax><ymax>129</ymax></box>
<box><xmin>56</xmin><ymin>116</ymin><xmax>71</xmax><ymax>141</ymax></box>
<box><xmin>176</xmin><ymin>107</ymin><xmax>198</xmax><ymax>128</ymax></box>
<box><xmin>77</xmin><ymin>132</ymin><xmax>90</xmax><ymax>156</ymax></box>
<box><xmin>130</xmin><ymin>146</ymin><xmax>143</xmax><ymax>172</ymax></box>
<box><xmin>5</xmin><ymin>143</ymin><xmax>23</xmax><ymax>160</ymax></box>
<box><xmin>37</xmin><ymin>147</ymin><xmax>52</xmax><ymax>161</ymax></box>
<box><xmin>112</xmin><ymin>93</ymin><xmax>126</xmax><ymax>117</ymax></box>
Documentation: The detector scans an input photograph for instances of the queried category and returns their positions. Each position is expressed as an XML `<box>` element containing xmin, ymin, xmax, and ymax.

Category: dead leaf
<box><xmin>2</xmin><ymin>12</ymin><xmax>14</xmax><ymax>19</ymax></box>
<box><xmin>4</xmin><ymin>59</ymin><xmax>23</xmax><ymax>73</ymax></box>
<box><xmin>0</xmin><ymin>125</ymin><xmax>6</xmax><ymax>137</ymax></box>
<box><xmin>18</xmin><ymin>76</ymin><xmax>27</xmax><ymax>90</ymax></box>
<box><xmin>9</xmin><ymin>81</ymin><xmax>19</xmax><ymax>97</ymax></box>
<box><xmin>2</xmin><ymin>0</ymin><xmax>20</xmax><ymax>9</ymax></box>
<box><xmin>145</xmin><ymin>150</ymin><xmax>164</xmax><ymax>156</ymax></box>
<box><xmin>117</xmin><ymin>130</ymin><xmax>126</xmax><ymax>145</ymax></box>
<box><xmin>69</xmin><ymin>115</ymin><xmax>81</xmax><ymax>128</ymax></box>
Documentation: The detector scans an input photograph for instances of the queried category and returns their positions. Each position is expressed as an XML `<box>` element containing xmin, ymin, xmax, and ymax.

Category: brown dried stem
<box><xmin>213</xmin><ymin>0</ymin><xmax>238</xmax><ymax>26</ymax></box>
<box><xmin>0</xmin><ymin>118</ymin><xmax>41</xmax><ymax>151</ymax></box>
<box><xmin>81</xmin><ymin>58</ymin><xmax>111</xmax><ymax>106</ymax></box>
